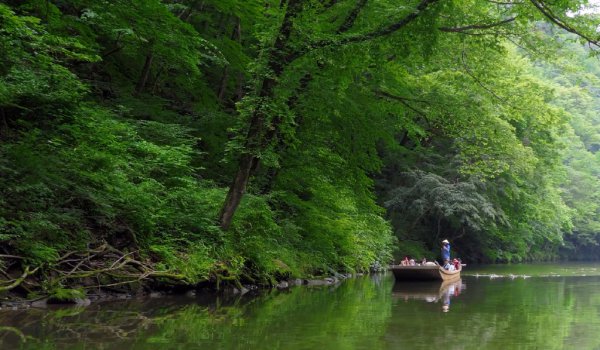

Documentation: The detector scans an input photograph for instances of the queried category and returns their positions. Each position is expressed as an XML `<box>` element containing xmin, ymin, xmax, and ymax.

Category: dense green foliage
<box><xmin>1</xmin><ymin>0</ymin><xmax>600</xmax><ymax>294</ymax></box>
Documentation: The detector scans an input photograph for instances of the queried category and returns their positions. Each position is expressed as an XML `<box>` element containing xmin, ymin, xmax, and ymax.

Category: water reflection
<box><xmin>0</xmin><ymin>276</ymin><xmax>395</xmax><ymax>350</ymax></box>
<box><xmin>392</xmin><ymin>279</ymin><xmax>465</xmax><ymax>312</ymax></box>
<box><xmin>5</xmin><ymin>268</ymin><xmax>600</xmax><ymax>349</ymax></box>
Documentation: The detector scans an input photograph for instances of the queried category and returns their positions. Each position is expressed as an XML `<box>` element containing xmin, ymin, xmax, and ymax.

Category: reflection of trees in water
<box><xmin>370</xmin><ymin>272</ymin><xmax>385</xmax><ymax>287</ymax></box>
<box><xmin>0</xmin><ymin>296</ymin><xmax>247</xmax><ymax>348</ymax></box>
<box><xmin>0</xmin><ymin>277</ymin><xmax>395</xmax><ymax>349</ymax></box>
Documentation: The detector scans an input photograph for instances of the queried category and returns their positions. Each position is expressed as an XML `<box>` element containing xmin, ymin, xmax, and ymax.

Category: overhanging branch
<box><xmin>375</xmin><ymin>90</ymin><xmax>430</xmax><ymax>120</ymax></box>
<box><xmin>529</xmin><ymin>0</ymin><xmax>600</xmax><ymax>48</ymax></box>
<box><xmin>328</xmin><ymin>0</ymin><xmax>439</xmax><ymax>46</ymax></box>
<box><xmin>439</xmin><ymin>16</ymin><xmax>517</xmax><ymax>33</ymax></box>
<box><xmin>287</xmin><ymin>0</ymin><xmax>439</xmax><ymax>63</ymax></box>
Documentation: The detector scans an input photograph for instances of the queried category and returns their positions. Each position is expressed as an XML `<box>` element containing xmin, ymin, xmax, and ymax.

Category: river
<box><xmin>2</xmin><ymin>263</ymin><xmax>600</xmax><ymax>349</ymax></box>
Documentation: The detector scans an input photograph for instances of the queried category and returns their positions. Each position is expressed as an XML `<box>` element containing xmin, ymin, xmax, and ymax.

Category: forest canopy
<box><xmin>1</xmin><ymin>0</ymin><xmax>600</xmax><ymax>296</ymax></box>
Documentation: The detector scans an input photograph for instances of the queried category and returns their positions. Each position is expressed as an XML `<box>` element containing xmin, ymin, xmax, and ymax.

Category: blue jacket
<box><xmin>441</xmin><ymin>244</ymin><xmax>451</xmax><ymax>260</ymax></box>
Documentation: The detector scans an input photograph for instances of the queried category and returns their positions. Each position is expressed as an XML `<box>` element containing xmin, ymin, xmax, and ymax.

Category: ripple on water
<box><xmin>465</xmin><ymin>263</ymin><xmax>600</xmax><ymax>279</ymax></box>
<box><xmin>468</xmin><ymin>273</ymin><xmax>531</xmax><ymax>279</ymax></box>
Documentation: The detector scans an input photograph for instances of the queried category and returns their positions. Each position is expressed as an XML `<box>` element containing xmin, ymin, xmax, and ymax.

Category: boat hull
<box><xmin>390</xmin><ymin>265</ymin><xmax>461</xmax><ymax>282</ymax></box>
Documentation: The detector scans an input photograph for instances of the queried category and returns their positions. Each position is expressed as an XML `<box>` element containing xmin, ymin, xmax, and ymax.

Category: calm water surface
<box><xmin>3</xmin><ymin>263</ymin><xmax>600</xmax><ymax>349</ymax></box>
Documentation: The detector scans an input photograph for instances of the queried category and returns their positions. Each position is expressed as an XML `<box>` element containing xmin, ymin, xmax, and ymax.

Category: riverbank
<box><xmin>0</xmin><ymin>266</ymin><xmax>364</xmax><ymax>310</ymax></box>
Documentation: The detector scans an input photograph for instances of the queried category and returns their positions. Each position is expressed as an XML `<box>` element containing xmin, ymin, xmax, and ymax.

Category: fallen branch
<box><xmin>0</xmin><ymin>266</ymin><xmax>40</xmax><ymax>292</ymax></box>
<box><xmin>0</xmin><ymin>254</ymin><xmax>24</xmax><ymax>260</ymax></box>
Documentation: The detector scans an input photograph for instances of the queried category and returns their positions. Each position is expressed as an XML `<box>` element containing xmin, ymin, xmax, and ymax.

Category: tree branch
<box><xmin>460</xmin><ymin>50</ymin><xmax>522</xmax><ymax>110</ymax></box>
<box><xmin>439</xmin><ymin>16</ymin><xmax>516</xmax><ymax>33</ymax></box>
<box><xmin>529</xmin><ymin>0</ymin><xmax>600</xmax><ymax>48</ymax></box>
<box><xmin>101</xmin><ymin>44</ymin><xmax>124</xmax><ymax>59</ymax></box>
<box><xmin>321</xmin><ymin>0</ymin><xmax>338</xmax><ymax>9</ymax></box>
<box><xmin>287</xmin><ymin>0</ymin><xmax>439</xmax><ymax>63</ymax></box>
<box><xmin>375</xmin><ymin>90</ymin><xmax>429</xmax><ymax>119</ymax></box>
<box><xmin>336</xmin><ymin>0</ymin><xmax>438</xmax><ymax>44</ymax></box>
<box><xmin>337</xmin><ymin>0</ymin><xmax>368</xmax><ymax>33</ymax></box>
<box><xmin>375</xmin><ymin>90</ymin><xmax>429</xmax><ymax>103</ymax></box>
<box><xmin>0</xmin><ymin>254</ymin><xmax>24</xmax><ymax>260</ymax></box>
<box><xmin>488</xmin><ymin>0</ymin><xmax>524</xmax><ymax>4</ymax></box>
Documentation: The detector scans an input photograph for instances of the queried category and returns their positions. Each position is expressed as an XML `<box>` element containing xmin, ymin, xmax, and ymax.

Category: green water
<box><xmin>3</xmin><ymin>263</ymin><xmax>600</xmax><ymax>349</ymax></box>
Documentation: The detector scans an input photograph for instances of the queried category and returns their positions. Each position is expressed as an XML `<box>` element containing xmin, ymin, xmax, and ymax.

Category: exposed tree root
<box><xmin>0</xmin><ymin>242</ymin><xmax>260</xmax><ymax>299</ymax></box>
<box><xmin>0</xmin><ymin>266</ymin><xmax>40</xmax><ymax>292</ymax></box>
<box><xmin>0</xmin><ymin>242</ymin><xmax>190</xmax><ymax>296</ymax></box>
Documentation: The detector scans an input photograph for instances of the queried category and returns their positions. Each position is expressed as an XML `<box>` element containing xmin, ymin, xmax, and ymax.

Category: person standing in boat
<box><xmin>441</xmin><ymin>239</ymin><xmax>451</xmax><ymax>261</ymax></box>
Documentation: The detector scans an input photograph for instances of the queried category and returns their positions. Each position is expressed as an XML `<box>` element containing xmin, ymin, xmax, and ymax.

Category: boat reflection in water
<box><xmin>392</xmin><ymin>279</ymin><xmax>465</xmax><ymax>312</ymax></box>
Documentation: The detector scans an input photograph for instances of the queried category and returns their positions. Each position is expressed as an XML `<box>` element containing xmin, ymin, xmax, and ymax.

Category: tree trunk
<box><xmin>151</xmin><ymin>65</ymin><xmax>165</xmax><ymax>94</ymax></box>
<box><xmin>0</xmin><ymin>108</ymin><xmax>7</xmax><ymax>139</ymax></box>
<box><xmin>135</xmin><ymin>52</ymin><xmax>154</xmax><ymax>95</ymax></box>
<box><xmin>235</xmin><ymin>72</ymin><xmax>245</xmax><ymax>102</ymax></box>
<box><xmin>218</xmin><ymin>18</ymin><xmax>241</xmax><ymax>103</ymax></box>
<box><xmin>217</xmin><ymin>67</ymin><xmax>230</xmax><ymax>103</ymax></box>
<box><xmin>218</xmin><ymin>154</ymin><xmax>256</xmax><ymax>230</ymax></box>
<box><xmin>234</xmin><ymin>20</ymin><xmax>245</xmax><ymax>102</ymax></box>
<box><xmin>218</xmin><ymin>0</ymin><xmax>302</xmax><ymax>230</ymax></box>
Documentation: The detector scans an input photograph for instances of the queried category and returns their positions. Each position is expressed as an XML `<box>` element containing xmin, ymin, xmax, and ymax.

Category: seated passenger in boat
<box><xmin>420</xmin><ymin>258</ymin><xmax>436</xmax><ymax>266</ymax></box>
<box><xmin>401</xmin><ymin>256</ymin><xmax>409</xmax><ymax>266</ymax></box>
<box><xmin>452</xmin><ymin>258</ymin><xmax>460</xmax><ymax>270</ymax></box>
<box><xmin>409</xmin><ymin>258</ymin><xmax>416</xmax><ymax>266</ymax></box>
<box><xmin>443</xmin><ymin>259</ymin><xmax>455</xmax><ymax>271</ymax></box>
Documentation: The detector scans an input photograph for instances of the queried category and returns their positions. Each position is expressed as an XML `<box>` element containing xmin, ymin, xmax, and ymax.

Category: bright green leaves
<box><xmin>532</xmin><ymin>33</ymin><xmax>600</xmax><ymax>259</ymax></box>
<box><xmin>3</xmin><ymin>0</ymin><xmax>600</xmax><ymax>286</ymax></box>
<box><xmin>0</xmin><ymin>4</ymin><xmax>91</xmax><ymax>114</ymax></box>
<box><xmin>63</xmin><ymin>0</ymin><xmax>224</xmax><ymax>98</ymax></box>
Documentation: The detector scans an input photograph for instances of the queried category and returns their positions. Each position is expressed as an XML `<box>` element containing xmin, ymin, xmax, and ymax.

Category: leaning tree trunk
<box><xmin>218</xmin><ymin>154</ymin><xmax>256</xmax><ymax>230</ymax></box>
<box><xmin>217</xmin><ymin>71</ymin><xmax>285</xmax><ymax>230</ymax></box>
<box><xmin>218</xmin><ymin>0</ymin><xmax>302</xmax><ymax>230</ymax></box>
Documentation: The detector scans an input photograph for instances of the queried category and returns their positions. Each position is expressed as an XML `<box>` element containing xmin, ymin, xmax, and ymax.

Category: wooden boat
<box><xmin>389</xmin><ymin>263</ymin><xmax>461</xmax><ymax>282</ymax></box>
